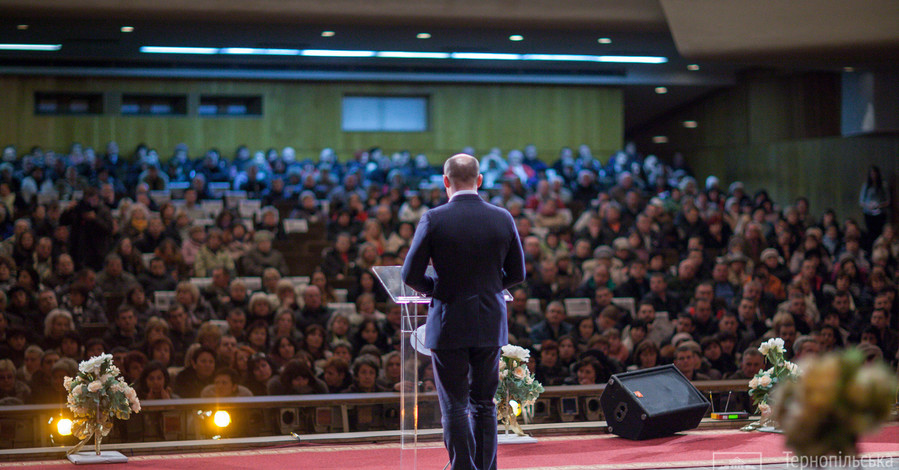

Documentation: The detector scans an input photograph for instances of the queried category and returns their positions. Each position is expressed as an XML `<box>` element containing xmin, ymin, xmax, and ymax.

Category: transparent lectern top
<box><xmin>371</xmin><ymin>265</ymin><xmax>513</xmax><ymax>304</ymax></box>
<box><xmin>371</xmin><ymin>265</ymin><xmax>433</xmax><ymax>304</ymax></box>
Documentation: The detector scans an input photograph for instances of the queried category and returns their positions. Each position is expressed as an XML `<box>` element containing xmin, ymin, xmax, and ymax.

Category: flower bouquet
<box><xmin>742</xmin><ymin>338</ymin><xmax>801</xmax><ymax>431</ymax></box>
<box><xmin>773</xmin><ymin>348</ymin><xmax>897</xmax><ymax>457</ymax></box>
<box><xmin>64</xmin><ymin>353</ymin><xmax>141</xmax><ymax>457</ymax></box>
<box><xmin>495</xmin><ymin>345</ymin><xmax>544</xmax><ymax>437</ymax></box>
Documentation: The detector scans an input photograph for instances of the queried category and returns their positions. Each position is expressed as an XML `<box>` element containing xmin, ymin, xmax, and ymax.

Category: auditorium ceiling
<box><xmin>1</xmin><ymin>0</ymin><xmax>897</xmax><ymax>134</ymax></box>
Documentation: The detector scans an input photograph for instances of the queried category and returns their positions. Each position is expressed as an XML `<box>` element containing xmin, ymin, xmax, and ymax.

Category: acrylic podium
<box><xmin>371</xmin><ymin>265</ymin><xmax>432</xmax><ymax>470</ymax></box>
<box><xmin>371</xmin><ymin>266</ymin><xmax>514</xmax><ymax>470</ymax></box>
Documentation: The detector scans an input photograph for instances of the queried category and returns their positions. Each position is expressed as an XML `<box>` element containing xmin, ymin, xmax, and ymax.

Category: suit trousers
<box><xmin>431</xmin><ymin>346</ymin><xmax>501</xmax><ymax>470</ymax></box>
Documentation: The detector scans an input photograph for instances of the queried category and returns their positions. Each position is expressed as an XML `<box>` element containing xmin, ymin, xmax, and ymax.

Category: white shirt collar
<box><xmin>450</xmin><ymin>189</ymin><xmax>479</xmax><ymax>201</ymax></box>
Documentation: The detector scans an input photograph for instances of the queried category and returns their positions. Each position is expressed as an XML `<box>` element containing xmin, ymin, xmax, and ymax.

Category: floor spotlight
<box><xmin>56</xmin><ymin>418</ymin><xmax>73</xmax><ymax>436</ymax></box>
<box><xmin>213</xmin><ymin>410</ymin><xmax>231</xmax><ymax>428</ymax></box>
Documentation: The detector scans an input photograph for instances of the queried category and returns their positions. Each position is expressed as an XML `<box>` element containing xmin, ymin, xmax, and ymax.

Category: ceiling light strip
<box><xmin>0</xmin><ymin>44</ymin><xmax>62</xmax><ymax>51</ymax></box>
<box><xmin>140</xmin><ymin>46</ymin><xmax>219</xmax><ymax>54</ymax></box>
<box><xmin>139</xmin><ymin>46</ymin><xmax>666</xmax><ymax>64</ymax></box>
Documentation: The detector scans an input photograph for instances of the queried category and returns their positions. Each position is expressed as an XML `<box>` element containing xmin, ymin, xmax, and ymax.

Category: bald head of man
<box><xmin>443</xmin><ymin>153</ymin><xmax>482</xmax><ymax>196</ymax></box>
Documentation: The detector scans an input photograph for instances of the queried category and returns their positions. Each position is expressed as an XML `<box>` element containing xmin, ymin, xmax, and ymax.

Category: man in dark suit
<box><xmin>402</xmin><ymin>154</ymin><xmax>526</xmax><ymax>470</ymax></box>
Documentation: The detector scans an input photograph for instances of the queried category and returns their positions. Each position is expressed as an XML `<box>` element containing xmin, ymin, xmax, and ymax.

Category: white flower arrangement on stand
<box><xmin>64</xmin><ymin>353</ymin><xmax>141</xmax><ymax>464</ymax></box>
<box><xmin>742</xmin><ymin>338</ymin><xmax>800</xmax><ymax>432</ymax></box>
<box><xmin>495</xmin><ymin>345</ymin><xmax>544</xmax><ymax>444</ymax></box>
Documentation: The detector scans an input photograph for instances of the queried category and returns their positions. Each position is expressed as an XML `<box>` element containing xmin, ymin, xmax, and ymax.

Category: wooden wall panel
<box><xmin>0</xmin><ymin>76</ymin><xmax>623</xmax><ymax>164</ymax></box>
<box><xmin>631</xmin><ymin>70</ymin><xmax>886</xmax><ymax>222</ymax></box>
<box><xmin>687</xmin><ymin>136</ymin><xmax>899</xmax><ymax>222</ymax></box>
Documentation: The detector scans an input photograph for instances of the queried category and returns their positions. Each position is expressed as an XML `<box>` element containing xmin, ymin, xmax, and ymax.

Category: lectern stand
<box><xmin>372</xmin><ymin>266</ymin><xmax>514</xmax><ymax>470</ymax></box>
<box><xmin>371</xmin><ymin>266</ymin><xmax>431</xmax><ymax>470</ymax></box>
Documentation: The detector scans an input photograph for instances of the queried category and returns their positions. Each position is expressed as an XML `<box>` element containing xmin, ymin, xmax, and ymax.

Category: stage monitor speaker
<box><xmin>600</xmin><ymin>364</ymin><xmax>710</xmax><ymax>440</ymax></box>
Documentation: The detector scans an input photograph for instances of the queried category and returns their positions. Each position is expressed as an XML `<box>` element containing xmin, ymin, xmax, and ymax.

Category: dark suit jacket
<box><xmin>402</xmin><ymin>193</ymin><xmax>525</xmax><ymax>349</ymax></box>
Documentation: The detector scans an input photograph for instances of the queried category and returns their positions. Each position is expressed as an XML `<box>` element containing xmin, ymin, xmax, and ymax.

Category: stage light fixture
<box><xmin>56</xmin><ymin>418</ymin><xmax>73</xmax><ymax>436</ymax></box>
<box><xmin>531</xmin><ymin>398</ymin><xmax>551</xmax><ymax>422</ymax></box>
<box><xmin>559</xmin><ymin>397</ymin><xmax>579</xmax><ymax>422</ymax></box>
<box><xmin>509</xmin><ymin>400</ymin><xmax>522</xmax><ymax>417</ymax></box>
<box><xmin>48</xmin><ymin>414</ymin><xmax>78</xmax><ymax>446</ymax></box>
<box><xmin>213</xmin><ymin>410</ymin><xmax>231</xmax><ymax>428</ymax></box>
<box><xmin>585</xmin><ymin>397</ymin><xmax>603</xmax><ymax>421</ymax></box>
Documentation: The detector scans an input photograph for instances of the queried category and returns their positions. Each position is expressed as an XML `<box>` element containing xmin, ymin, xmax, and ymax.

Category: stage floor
<box><xmin>2</xmin><ymin>424</ymin><xmax>897</xmax><ymax>469</ymax></box>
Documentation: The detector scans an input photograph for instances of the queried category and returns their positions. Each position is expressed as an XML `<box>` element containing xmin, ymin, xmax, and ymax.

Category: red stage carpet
<box><xmin>5</xmin><ymin>425</ymin><xmax>899</xmax><ymax>469</ymax></box>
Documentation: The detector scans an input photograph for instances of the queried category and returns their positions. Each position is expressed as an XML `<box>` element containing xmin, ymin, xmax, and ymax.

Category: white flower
<box><xmin>131</xmin><ymin>401</ymin><xmax>141</xmax><ymax>413</ymax></box>
<box><xmin>109</xmin><ymin>365</ymin><xmax>121</xmax><ymax>377</ymax></box>
<box><xmin>513</xmin><ymin>367</ymin><xmax>527</xmax><ymax>380</ymax></box>
<box><xmin>88</xmin><ymin>380</ymin><xmax>103</xmax><ymax>393</ymax></box>
<box><xmin>749</xmin><ymin>377</ymin><xmax>759</xmax><ymax>389</ymax></box>
<box><xmin>110</xmin><ymin>383</ymin><xmax>124</xmax><ymax>393</ymax></box>
<box><xmin>784</xmin><ymin>361</ymin><xmax>801</xmax><ymax>376</ymax></box>
<box><xmin>500</xmin><ymin>369</ymin><xmax>509</xmax><ymax>379</ymax></box>
<box><xmin>759</xmin><ymin>338</ymin><xmax>785</xmax><ymax>356</ymax></box>
<box><xmin>758</xmin><ymin>375</ymin><xmax>772</xmax><ymax>387</ymax></box>
<box><xmin>525</xmin><ymin>375</ymin><xmax>534</xmax><ymax>385</ymax></box>
<box><xmin>63</xmin><ymin>376</ymin><xmax>73</xmax><ymax>391</ymax></box>
<box><xmin>498</xmin><ymin>360</ymin><xmax>506</xmax><ymax>370</ymax></box>
<box><xmin>73</xmin><ymin>384</ymin><xmax>84</xmax><ymax>396</ymax></box>
<box><xmin>79</xmin><ymin>354</ymin><xmax>113</xmax><ymax>375</ymax></box>
<box><xmin>501</xmin><ymin>345</ymin><xmax>530</xmax><ymax>363</ymax></box>
<box><xmin>125</xmin><ymin>388</ymin><xmax>137</xmax><ymax>402</ymax></box>
<box><xmin>758</xmin><ymin>403</ymin><xmax>771</xmax><ymax>415</ymax></box>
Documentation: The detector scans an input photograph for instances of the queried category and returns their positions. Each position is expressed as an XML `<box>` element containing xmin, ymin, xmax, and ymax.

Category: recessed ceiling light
<box><xmin>509</xmin><ymin>35</ymin><xmax>524</xmax><ymax>42</ymax></box>
<box><xmin>121</xmin><ymin>26</ymin><xmax>134</xmax><ymax>33</ymax></box>
<box><xmin>655</xmin><ymin>87</ymin><xmax>668</xmax><ymax>94</ymax></box>
<box><xmin>416</xmin><ymin>33</ymin><xmax>431</xmax><ymax>39</ymax></box>
<box><xmin>597</xmin><ymin>38</ymin><xmax>612</xmax><ymax>44</ymax></box>
<box><xmin>652</xmin><ymin>136</ymin><xmax>669</xmax><ymax>144</ymax></box>
<box><xmin>843</xmin><ymin>66</ymin><xmax>855</xmax><ymax>72</ymax></box>
<box><xmin>321</xmin><ymin>31</ymin><xmax>335</xmax><ymax>38</ymax></box>
<box><xmin>16</xmin><ymin>25</ymin><xmax>28</xmax><ymax>30</ymax></box>
<box><xmin>683</xmin><ymin>121</ymin><xmax>698</xmax><ymax>128</ymax></box>
<box><xmin>687</xmin><ymin>64</ymin><xmax>700</xmax><ymax>71</ymax></box>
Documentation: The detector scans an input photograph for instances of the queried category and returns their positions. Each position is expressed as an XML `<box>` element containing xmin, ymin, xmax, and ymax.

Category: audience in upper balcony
<box><xmin>0</xmin><ymin>139</ymin><xmax>894</xmax><ymax>406</ymax></box>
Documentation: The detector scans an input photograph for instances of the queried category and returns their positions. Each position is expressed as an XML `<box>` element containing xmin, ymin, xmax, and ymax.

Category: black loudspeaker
<box><xmin>600</xmin><ymin>364</ymin><xmax>710</xmax><ymax>440</ymax></box>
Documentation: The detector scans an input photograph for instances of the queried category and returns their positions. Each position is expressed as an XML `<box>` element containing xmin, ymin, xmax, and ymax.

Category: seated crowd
<box><xmin>0</xmin><ymin>141</ymin><xmax>897</xmax><ymax>408</ymax></box>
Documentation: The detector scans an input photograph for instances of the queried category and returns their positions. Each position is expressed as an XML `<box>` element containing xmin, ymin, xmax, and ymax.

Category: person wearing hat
<box><xmin>760</xmin><ymin>247</ymin><xmax>792</xmax><ymax>284</ymax></box>
<box><xmin>579</xmin><ymin>244</ymin><xmax>614</xmax><ymax>278</ymax></box>
<box><xmin>753</xmin><ymin>255</ymin><xmax>786</xmax><ymax>302</ymax></box>
<box><xmin>724</xmin><ymin>252</ymin><xmax>751</xmax><ymax>286</ymax></box>
<box><xmin>289</xmin><ymin>190</ymin><xmax>324</xmax><ymax>224</ymax></box>
<box><xmin>239</xmin><ymin>230</ymin><xmax>287</xmax><ymax>277</ymax></box>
